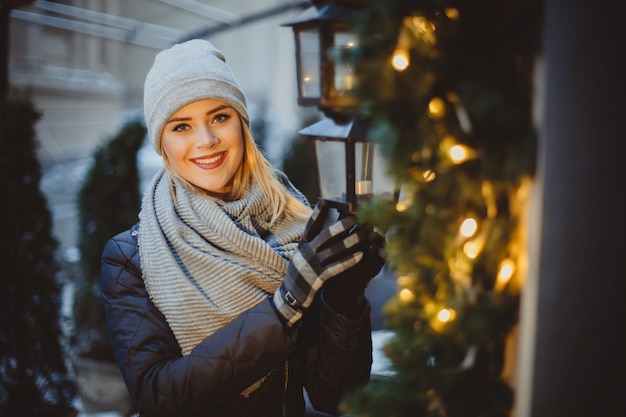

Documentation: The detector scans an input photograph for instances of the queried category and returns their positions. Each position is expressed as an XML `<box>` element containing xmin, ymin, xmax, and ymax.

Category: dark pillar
<box><xmin>531</xmin><ymin>0</ymin><xmax>626</xmax><ymax>416</ymax></box>
<box><xmin>0</xmin><ymin>0</ymin><xmax>9</xmax><ymax>98</ymax></box>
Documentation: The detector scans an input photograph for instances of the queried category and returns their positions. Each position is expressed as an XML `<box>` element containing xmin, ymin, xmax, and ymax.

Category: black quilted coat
<box><xmin>100</xmin><ymin>224</ymin><xmax>373</xmax><ymax>417</ymax></box>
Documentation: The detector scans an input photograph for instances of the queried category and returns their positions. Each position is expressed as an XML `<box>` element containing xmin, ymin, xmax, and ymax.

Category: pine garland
<box><xmin>342</xmin><ymin>1</ymin><xmax>542</xmax><ymax>416</ymax></box>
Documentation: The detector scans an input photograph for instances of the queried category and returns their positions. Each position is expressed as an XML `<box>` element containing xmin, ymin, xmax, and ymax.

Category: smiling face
<box><xmin>161</xmin><ymin>99</ymin><xmax>245</xmax><ymax>196</ymax></box>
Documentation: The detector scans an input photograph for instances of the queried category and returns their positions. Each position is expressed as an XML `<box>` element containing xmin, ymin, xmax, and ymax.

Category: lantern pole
<box><xmin>345</xmin><ymin>136</ymin><xmax>357</xmax><ymax>212</ymax></box>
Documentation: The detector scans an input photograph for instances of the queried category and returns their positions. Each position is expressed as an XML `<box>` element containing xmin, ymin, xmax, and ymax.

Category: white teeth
<box><xmin>195</xmin><ymin>154</ymin><xmax>223</xmax><ymax>164</ymax></box>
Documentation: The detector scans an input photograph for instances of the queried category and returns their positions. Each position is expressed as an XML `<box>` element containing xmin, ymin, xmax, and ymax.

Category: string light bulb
<box><xmin>431</xmin><ymin>307</ymin><xmax>457</xmax><ymax>331</ymax></box>
<box><xmin>460</xmin><ymin>217</ymin><xmax>478</xmax><ymax>238</ymax></box>
<box><xmin>423</xmin><ymin>169</ymin><xmax>436</xmax><ymax>182</ymax></box>
<box><xmin>495</xmin><ymin>258</ymin><xmax>516</xmax><ymax>291</ymax></box>
<box><xmin>392</xmin><ymin>49</ymin><xmax>410</xmax><ymax>71</ymax></box>
<box><xmin>396</xmin><ymin>274</ymin><xmax>413</xmax><ymax>288</ymax></box>
<box><xmin>450</xmin><ymin>144</ymin><xmax>469</xmax><ymax>164</ymax></box>
<box><xmin>399</xmin><ymin>288</ymin><xmax>415</xmax><ymax>303</ymax></box>
<box><xmin>437</xmin><ymin>308</ymin><xmax>456</xmax><ymax>323</ymax></box>
<box><xmin>407</xmin><ymin>15</ymin><xmax>437</xmax><ymax>45</ymax></box>
<box><xmin>440</xmin><ymin>135</ymin><xmax>475</xmax><ymax>165</ymax></box>
<box><xmin>444</xmin><ymin>8</ymin><xmax>460</xmax><ymax>21</ymax></box>
<box><xmin>396</xmin><ymin>199</ymin><xmax>410</xmax><ymax>212</ymax></box>
<box><xmin>428</xmin><ymin>97</ymin><xmax>446</xmax><ymax>118</ymax></box>
<box><xmin>463</xmin><ymin>241</ymin><xmax>480</xmax><ymax>259</ymax></box>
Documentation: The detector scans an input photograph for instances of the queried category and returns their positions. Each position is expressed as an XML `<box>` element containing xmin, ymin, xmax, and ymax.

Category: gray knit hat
<box><xmin>144</xmin><ymin>39</ymin><xmax>249</xmax><ymax>155</ymax></box>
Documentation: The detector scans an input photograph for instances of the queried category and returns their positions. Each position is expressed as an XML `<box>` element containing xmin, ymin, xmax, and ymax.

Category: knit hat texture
<box><xmin>144</xmin><ymin>39</ymin><xmax>249</xmax><ymax>155</ymax></box>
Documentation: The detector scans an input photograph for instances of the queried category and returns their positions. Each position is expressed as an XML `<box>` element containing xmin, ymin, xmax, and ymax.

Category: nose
<box><xmin>196</xmin><ymin>125</ymin><xmax>219</xmax><ymax>147</ymax></box>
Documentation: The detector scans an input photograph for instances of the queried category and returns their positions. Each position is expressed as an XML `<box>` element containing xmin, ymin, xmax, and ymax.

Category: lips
<box><xmin>191</xmin><ymin>151</ymin><xmax>227</xmax><ymax>169</ymax></box>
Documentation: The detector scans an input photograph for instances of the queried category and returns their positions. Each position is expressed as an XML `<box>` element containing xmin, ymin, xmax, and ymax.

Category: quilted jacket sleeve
<box><xmin>100</xmin><ymin>227</ymin><xmax>298</xmax><ymax>417</ymax></box>
<box><xmin>304</xmin><ymin>296</ymin><xmax>373</xmax><ymax>415</ymax></box>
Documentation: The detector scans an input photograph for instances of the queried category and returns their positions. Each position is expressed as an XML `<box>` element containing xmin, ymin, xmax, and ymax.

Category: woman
<box><xmin>100</xmin><ymin>39</ymin><xmax>384</xmax><ymax>417</ymax></box>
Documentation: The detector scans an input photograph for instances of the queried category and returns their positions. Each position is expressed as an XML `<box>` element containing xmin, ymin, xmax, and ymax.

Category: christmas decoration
<box><xmin>339</xmin><ymin>0</ymin><xmax>542</xmax><ymax>416</ymax></box>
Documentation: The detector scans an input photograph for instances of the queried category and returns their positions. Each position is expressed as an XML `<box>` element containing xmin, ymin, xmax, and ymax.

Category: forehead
<box><xmin>170</xmin><ymin>99</ymin><xmax>232</xmax><ymax>118</ymax></box>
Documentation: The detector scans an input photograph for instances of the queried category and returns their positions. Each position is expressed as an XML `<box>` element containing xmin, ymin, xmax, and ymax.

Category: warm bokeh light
<box><xmin>409</xmin><ymin>15</ymin><xmax>437</xmax><ymax>45</ymax></box>
<box><xmin>391</xmin><ymin>50</ymin><xmax>410</xmax><ymax>71</ymax></box>
<box><xmin>450</xmin><ymin>144</ymin><xmax>468</xmax><ymax>164</ymax></box>
<box><xmin>437</xmin><ymin>308</ymin><xmax>456</xmax><ymax>323</ymax></box>
<box><xmin>423</xmin><ymin>169</ymin><xmax>436</xmax><ymax>182</ymax></box>
<box><xmin>428</xmin><ymin>97</ymin><xmax>446</xmax><ymax>118</ymax></box>
<box><xmin>396</xmin><ymin>274</ymin><xmax>413</xmax><ymax>288</ymax></box>
<box><xmin>431</xmin><ymin>307</ymin><xmax>457</xmax><ymax>331</ymax></box>
<box><xmin>460</xmin><ymin>217</ymin><xmax>478</xmax><ymax>237</ymax></box>
<box><xmin>495</xmin><ymin>258</ymin><xmax>516</xmax><ymax>291</ymax></box>
<box><xmin>396</xmin><ymin>200</ymin><xmax>410</xmax><ymax>212</ymax></box>
<box><xmin>424</xmin><ymin>302</ymin><xmax>437</xmax><ymax>316</ymax></box>
<box><xmin>399</xmin><ymin>288</ymin><xmax>415</xmax><ymax>303</ymax></box>
<box><xmin>444</xmin><ymin>8</ymin><xmax>460</xmax><ymax>21</ymax></box>
<box><xmin>463</xmin><ymin>241</ymin><xmax>480</xmax><ymax>259</ymax></box>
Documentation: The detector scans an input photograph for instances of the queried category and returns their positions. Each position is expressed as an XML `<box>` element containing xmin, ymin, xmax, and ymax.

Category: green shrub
<box><xmin>72</xmin><ymin>120</ymin><xmax>145</xmax><ymax>361</ymax></box>
<box><xmin>0</xmin><ymin>96</ymin><xmax>76</xmax><ymax>416</ymax></box>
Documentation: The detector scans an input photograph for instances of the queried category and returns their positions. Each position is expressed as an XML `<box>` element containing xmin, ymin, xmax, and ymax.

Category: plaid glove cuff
<box><xmin>273</xmin><ymin>286</ymin><xmax>304</xmax><ymax>327</ymax></box>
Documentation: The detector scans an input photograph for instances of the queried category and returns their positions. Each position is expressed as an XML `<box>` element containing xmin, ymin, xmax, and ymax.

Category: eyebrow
<box><xmin>166</xmin><ymin>104</ymin><xmax>233</xmax><ymax>124</ymax></box>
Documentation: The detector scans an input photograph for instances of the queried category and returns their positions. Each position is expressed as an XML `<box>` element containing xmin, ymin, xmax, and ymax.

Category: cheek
<box><xmin>226</xmin><ymin>128</ymin><xmax>245</xmax><ymax>162</ymax></box>
<box><xmin>161</xmin><ymin>142</ymin><xmax>186</xmax><ymax>175</ymax></box>
<box><xmin>161</xmin><ymin>136</ymin><xmax>185</xmax><ymax>159</ymax></box>
<box><xmin>161</xmin><ymin>135</ymin><xmax>173</xmax><ymax>156</ymax></box>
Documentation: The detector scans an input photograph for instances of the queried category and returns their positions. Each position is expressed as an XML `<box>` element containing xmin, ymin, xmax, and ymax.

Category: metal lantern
<box><xmin>299</xmin><ymin>117</ymin><xmax>397</xmax><ymax>213</ymax></box>
<box><xmin>284</xmin><ymin>1</ymin><xmax>393</xmax><ymax>212</ymax></box>
<box><xmin>282</xmin><ymin>0</ymin><xmax>362</xmax><ymax>121</ymax></box>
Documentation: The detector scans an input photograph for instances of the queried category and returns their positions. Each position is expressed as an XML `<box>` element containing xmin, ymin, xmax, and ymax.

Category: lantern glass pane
<box><xmin>355</xmin><ymin>142</ymin><xmax>373</xmax><ymax>196</ymax></box>
<box><xmin>314</xmin><ymin>139</ymin><xmax>347</xmax><ymax>203</ymax></box>
<box><xmin>332</xmin><ymin>31</ymin><xmax>358</xmax><ymax>97</ymax></box>
<box><xmin>298</xmin><ymin>28</ymin><xmax>321</xmax><ymax>100</ymax></box>
<box><xmin>355</xmin><ymin>142</ymin><xmax>396</xmax><ymax>202</ymax></box>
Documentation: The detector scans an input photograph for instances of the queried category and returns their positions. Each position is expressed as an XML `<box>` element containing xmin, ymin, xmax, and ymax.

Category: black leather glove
<box><xmin>273</xmin><ymin>200</ymin><xmax>371</xmax><ymax>327</ymax></box>
<box><xmin>323</xmin><ymin>225</ymin><xmax>386</xmax><ymax>318</ymax></box>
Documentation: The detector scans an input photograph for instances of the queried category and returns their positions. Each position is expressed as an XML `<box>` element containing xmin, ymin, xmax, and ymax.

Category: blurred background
<box><xmin>3</xmin><ymin>2</ymin><xmax>395</xmax><ymax>415</ymax></box>
<box><xmin>8</xmin><ymin>0</ymin><xmax>316</xmax><ymax>258</ymax></box>
<box><xmin>6</xmin><ymin>1</ymin><xmax>626</xmax><ymax>417</ymax></box>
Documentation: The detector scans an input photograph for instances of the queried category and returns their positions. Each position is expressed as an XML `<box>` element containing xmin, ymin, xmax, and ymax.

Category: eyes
<box><xmin>172</xmin><ymin>123</ymin><xmax>189</xmax><ymax>133</ymax></box>
<box><xmin>170</xmin><ymin>112</ymin><xmax>232</xmax><ymax>133</ymax></box>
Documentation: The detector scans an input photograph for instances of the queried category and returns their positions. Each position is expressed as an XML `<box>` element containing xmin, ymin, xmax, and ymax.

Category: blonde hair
<box><xmin>162</xmin><ymin>114</ymin><xmax>312</xmax><ymax>226</ymax></box>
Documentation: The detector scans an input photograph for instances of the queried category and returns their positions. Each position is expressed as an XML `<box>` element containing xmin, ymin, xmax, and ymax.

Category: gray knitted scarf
<box><xmin>138</xmin><ymin>168</ymin><xmax>306</xmax><ymax>355</ymax></box>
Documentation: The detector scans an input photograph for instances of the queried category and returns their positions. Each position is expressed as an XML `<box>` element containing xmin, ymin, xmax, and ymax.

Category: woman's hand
<box><xmin>323</xmin><ymin>227</ymin><xmax>386</xmax><ymax>317</ymax></box>
<box><xmin>272</xmin><ymin>200</ymin><xmax>370</xmax><ymax>327</ymax></box>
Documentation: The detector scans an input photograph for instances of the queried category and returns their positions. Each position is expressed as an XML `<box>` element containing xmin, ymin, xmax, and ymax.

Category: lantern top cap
<box><xmin>298</xmin><ymin>116</ymin><xmax>369</xmax><ymax>139</ymax></box>
<box><xmin>281</xmin><ymin>1</ymin><xmax>361</xmax><ymax>27</ymax></box>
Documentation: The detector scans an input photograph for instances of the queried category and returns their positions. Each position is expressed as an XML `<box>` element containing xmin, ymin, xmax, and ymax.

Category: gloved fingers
<box><xmin>317</xmin><ymin>224</ymin><xmax>370</xmax><ymax>267</ymax></box>
<box><xmin>360</xmin><ymin>235</ymin><xmax>386</xmax><ymax>272</ymax></box>
<box><xmin>311</xmin><ymin>214</ymin><xmax>359</xmax><ymax>251</ymax></box>
<box><xmin>318</xmin><ymin>250</ymin><xmax>364</xmax><ymax>281</ymax></box>
<box><xmin>363</xmin><ymin>236</ymin><xmax>386</xmax><ymax>258</ymax></box>
<box><xmin>369</xmin><ymin>229</ymin><xmax>386</xmax><ymax>249</ymax></box>
<box><xmin>366</xmin><ymin>234</ymin><xmax>386</xmax><ymax>263</ymax></box>
<box><xmin>352</xmin><ymin>222</ymin><xmax>385</xmax><ymax>247</ymax></box>
<box><xmin>364</xmin><ymin>243</ymin><xmax>386</xmax><ymax>274</ymax></box>
<box><xmin>302</xmin><ymin>199</ymin><xmax>332</xmax><ymax>242</ymax></box>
